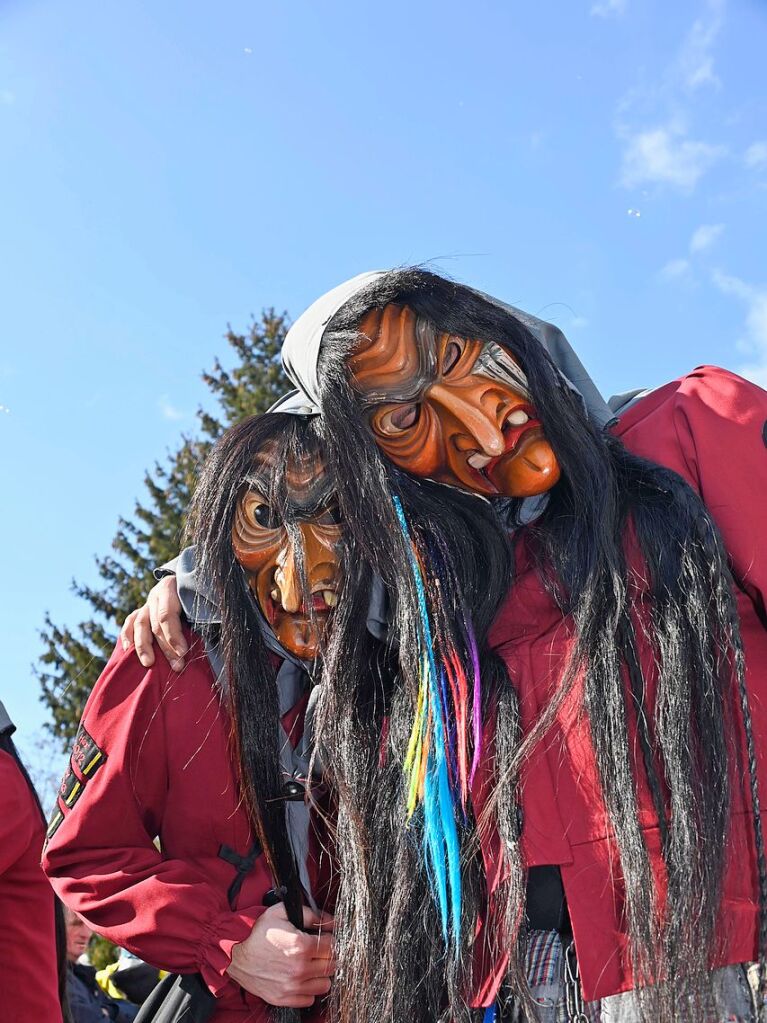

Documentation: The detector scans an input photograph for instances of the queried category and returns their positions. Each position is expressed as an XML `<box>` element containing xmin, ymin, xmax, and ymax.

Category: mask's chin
<box><xmin>485</xmin><ymin>431</ymin><xmax>561</xmax><ymax>497</ymax></box>
<box><xmin>272</xmin><ymin>612</ymin><xmax>327</xmax><ymax>661</ymax></box>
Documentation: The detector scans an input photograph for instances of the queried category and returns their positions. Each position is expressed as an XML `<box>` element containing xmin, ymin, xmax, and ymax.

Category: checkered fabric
<box><xmin>525</xmin><ymin>930</ymin><xmax>602</xmax><ymax>1022</ymax></box>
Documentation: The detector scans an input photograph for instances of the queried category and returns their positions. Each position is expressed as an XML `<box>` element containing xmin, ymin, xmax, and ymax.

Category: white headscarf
<box><xmin>280</xmin><ymin>271</ymin><xmax>385</xmax><ymax>411</ymax></box>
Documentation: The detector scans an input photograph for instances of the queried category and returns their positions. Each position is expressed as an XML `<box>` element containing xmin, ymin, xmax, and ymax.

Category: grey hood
<box><xmin>479</xmin><ymin>291</ymin><xmax>614</xmax><ymax>428</ymax></box>
<box><xmin>280</xmin><ymin>269</ymin><xmax>615</xmax><ymax>429</ymax></box>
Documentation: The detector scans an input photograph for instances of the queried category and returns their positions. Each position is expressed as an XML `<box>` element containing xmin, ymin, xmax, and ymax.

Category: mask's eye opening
<box><xmin>442</xmin><ymin>337</ymin><xmax>463</xmax><ymax>375</ymax></box>
<box><xmin>378</xmin><ymin>403</ymin><xmax>420</xmax><ymax>434</ymax></box>
<box><xmin>246</xmin><ymin>495</ymin><xmax>282</xmax><ymax>530</ymax></box>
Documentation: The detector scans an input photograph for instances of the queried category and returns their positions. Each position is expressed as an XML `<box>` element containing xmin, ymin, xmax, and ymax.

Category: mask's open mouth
<box><xmin>264</xmin><ymin>585</ymin><xmax>339</xmax><ymax>623</ymax></box>
<box><xmin>309</xmin><ymin>587</ymin><xmax>338</xmax><ymax>612</ymax></box>
<box><xmin>466</xmin><ymin>404</ymin><xmax>541</xmax><ymax>482</ymax></box>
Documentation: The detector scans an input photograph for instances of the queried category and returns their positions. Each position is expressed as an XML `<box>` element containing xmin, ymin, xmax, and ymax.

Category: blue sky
<box><xmin>1</xmin><ymin>0</ymin><xmax>765</xmax><ymax>779</ymax></box>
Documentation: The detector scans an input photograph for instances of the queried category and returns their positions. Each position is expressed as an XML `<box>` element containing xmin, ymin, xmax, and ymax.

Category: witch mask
<box><xmin>232</xmin><ymin>445</ymin><xmax>343</xmax><ymax>661</ymax></box>
<box><xmin>348</xmin><ymin>303</ymin><xmax>561</xmax><ymax>498</ymax></box>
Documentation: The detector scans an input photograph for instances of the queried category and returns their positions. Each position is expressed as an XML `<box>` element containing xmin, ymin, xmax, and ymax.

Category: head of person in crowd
<box><xmin>190</xmin><ymin>407</ymin><xmax>519</xmax><ymax>1022</ymax></box>
<box><xmin>280</xmin><ymin>266</ymin><xmax>762</xmax><ymax>1015</ymax></box>
<box><xmin>64</xmin><ymin>908</ymin><xmax>92</xmax><ymax>963</ymax></box>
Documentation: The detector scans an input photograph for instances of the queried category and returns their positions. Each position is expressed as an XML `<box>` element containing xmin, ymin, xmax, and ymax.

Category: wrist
<box><xmin>197</xmin><ymin>906</ymin><xmax>264</xmax><ymax>997</ymax></box>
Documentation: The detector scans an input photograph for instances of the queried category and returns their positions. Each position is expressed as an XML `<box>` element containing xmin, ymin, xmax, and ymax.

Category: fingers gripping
<box><xmin>119</xmin><ymin>575</ymin><xmax>187</xmax><ymax>671</ymax></box>
<box><xmin>227</xmin><ymin>903</ymin><xmax>336</xmax><ymax>1008</ymax></box>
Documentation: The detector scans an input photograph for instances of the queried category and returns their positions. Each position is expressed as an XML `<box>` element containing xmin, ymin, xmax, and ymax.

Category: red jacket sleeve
<box><xmin>618</xmin><ymin>366</ymin><xmax>767</xmax><ymax>619</ymax></box>
<box><xmin>42</xmin><ymin>641</ymin><xmax>265</xmax><ymax>997</ymax></box>
<box><xmin>0</xmin><ymin>752</ymin><xmax>38</xmax><ymax>874</ymax></box>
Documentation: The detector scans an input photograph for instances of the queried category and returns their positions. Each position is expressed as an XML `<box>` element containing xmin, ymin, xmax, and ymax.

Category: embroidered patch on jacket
<box><xmin>45</xmin><ymin>807</ymin><xmax>64</xmax><ymax>843</ymax></box>
<box><xmin>58</xmin><ymin>760</ymin><xmax>80</xmax><ymax>808</ymax></box>
<box><xmin>45</xmin><ymin>725</ymin><xmax>106</xmax><ymax>844</ymax></box>
<box><xmin>70</xmin><ymin>725</ymin><xmax>106</xmax><ymax>779</ymax></box>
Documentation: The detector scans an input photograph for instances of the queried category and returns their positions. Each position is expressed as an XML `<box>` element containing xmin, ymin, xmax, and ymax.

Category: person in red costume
<box><xmin>0</xmin><ymin>700</ymin><xmax>68</xmax><ymax>1022</ymax></box>
<box><xmin>296</xmin><ymin>268</ymin><xmax>767</xmax><ymax>1023</ymax></box>
<box><xmin>44</xmin><ymin>413</ymin><xmax>342</xmax><ymax>1023</ymax></box>
<box><xmin>130</xmin><ymin>268</ymin><xmax>767</xmax><ymax>1022</ymax></box>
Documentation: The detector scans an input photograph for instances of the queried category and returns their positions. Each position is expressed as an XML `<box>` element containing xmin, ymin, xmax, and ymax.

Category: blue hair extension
<box><xmin>392</xmin><ymin>494</ymin><xmax>462</xmax><ymax>948</ymax></box>
<box><xmin>423</xmin><ymin>765</ymin><xmax>449</xmax><ymax>936</ymax></box>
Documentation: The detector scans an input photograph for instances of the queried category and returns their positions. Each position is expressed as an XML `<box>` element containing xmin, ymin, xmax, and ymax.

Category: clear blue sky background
<box><xmin>1</xmin><ymin>0</ymin><xmax>765</xmax><ymax>777</ymax></box>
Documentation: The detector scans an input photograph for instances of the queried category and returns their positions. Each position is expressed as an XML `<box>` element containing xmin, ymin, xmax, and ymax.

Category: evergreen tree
<box><xmin>37</xmin><ymin>312</ymin><xmax>290</xmax><ymax>748</ymax></box>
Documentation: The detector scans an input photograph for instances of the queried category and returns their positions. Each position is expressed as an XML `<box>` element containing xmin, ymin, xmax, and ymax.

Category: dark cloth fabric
<box><xmin>525</xmin><ymin>867</ymin><xmax>566</xmax><ymax>932</ymax></box>
<box><xmin>43</xmin><ymin>634</ymin><xmax>332</xmax><ymax>1023</ymax></box>
<box><xmin>110</xmin><ymin>958</ymin><xmax>162</xmax><ymax>1005</ymax></box>
<box><xmin>68</xmin><ymin>962</ymin><xmax>138</xmax><ymax>1023</ymax></box>
<box><xmin>133</xmin><ymin>974</ymin><xmax>216</xmax><ymax>1023</ymax></box>
<box><xmin>0</xmin><ymin>747</ymin><xmax>63</xmax><ymax>1022</ymax></box>
<box><xmin>473</xmin><ymin>366</ymin><xmax>767</xmax><ymax>1004</ymax></box>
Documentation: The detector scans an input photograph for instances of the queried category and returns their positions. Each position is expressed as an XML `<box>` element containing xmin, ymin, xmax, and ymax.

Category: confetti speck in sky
<box><xmin>627</xmin><ymin>208</ymin><xmax>642</xmax><ymax>217</ymax></box>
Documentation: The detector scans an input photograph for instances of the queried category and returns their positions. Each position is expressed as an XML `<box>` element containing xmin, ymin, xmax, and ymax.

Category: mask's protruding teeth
<box><xmin>467</xmin><ymin>453</ymin><xmax>493</xmax><ymax>469</ymax></box>
<box><xmin>506</xmin><ymin>409</ymin><xmax>530</xmax><ymax>426</ymax></box>
<box><xmin>324</xmin><ymin>590</ymin><xmax>338</xmax><ymax>607</ymax></box>
<box><xmin>270</xmin><ymin>588</ymin><xmax>280</xmax><ymax>601</ymax></box>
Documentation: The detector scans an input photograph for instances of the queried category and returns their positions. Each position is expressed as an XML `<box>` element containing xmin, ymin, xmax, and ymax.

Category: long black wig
<box><xmin>311</xmin><ymin>456</ymin><xmax>518</xmax><ymax>1023</ymax></box>
<box><xmin>314</xmin><ymin>267</ymin><xmax>767</xmax><ymax>1022</ymax></box>
<box><xmin>187</xmin><ymin>409</ymin><xmax>517</xmax><ymax>1023</ymax></box>
<box><xmin>187</xmin><ymin>413</ymin><xmax>335</xmax><ymax>1023</ymax></box>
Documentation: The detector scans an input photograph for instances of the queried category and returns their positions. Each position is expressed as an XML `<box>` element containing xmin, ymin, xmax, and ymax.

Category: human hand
<box><xmin>120</xmin><ymin>575</ymin><xmax>187</xmax><ymax>671</ymax></box>
<box><xmin>226</xmin><ymin>903</ymin><xmax>335</xmax><ymax>1008</ymax></box>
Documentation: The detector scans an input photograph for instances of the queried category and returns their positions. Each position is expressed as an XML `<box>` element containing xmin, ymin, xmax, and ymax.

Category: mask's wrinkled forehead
<box><xmin>243</xmin><ymin>441</ymin><xmax>335</xmax><ymax>519</ymax></box>
<box><xmin>350</xmin><ymin>308</ymin><xmax>437</xmax><ymax>405</ymax></box>
<box><xmin>349</xmin><ymin>304</ymin><xmax>531</xmax><ymax>406</ymax></box>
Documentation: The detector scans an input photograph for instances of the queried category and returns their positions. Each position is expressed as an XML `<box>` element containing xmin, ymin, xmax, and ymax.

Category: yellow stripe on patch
<box><xmin>46</xmin><ymin>812</ymin><xmax>63</xmax><ymax>837</ymax></box>
<box><xmin>65</xmin><ymin>781</ymin><xmax>82</xmax><ymax>806</ymax></box>
<box><xmin>82</xmin><ymin>751</ymin><xmax>103</xmax><ymax>776</ymax></box>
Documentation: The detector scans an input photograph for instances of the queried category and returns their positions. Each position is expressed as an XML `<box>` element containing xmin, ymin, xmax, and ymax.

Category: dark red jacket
<box><xmin>475</xmin><ymin>366</ymin><xmax>767</xmax><ymax>1003</ymax></box>
<box><xmin>0</xmin><ymin>749</ymin><xmax>63</xmax><ymax>1022</ymax></box>
<box><xmin>42</xmin><ymin>639</ymin><xmax>331</xmax><ymax>1023</ymax></box>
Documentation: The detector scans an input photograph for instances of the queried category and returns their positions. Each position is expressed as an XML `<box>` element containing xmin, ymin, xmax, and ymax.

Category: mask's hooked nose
<box><xmin>273</xmin><ymin>533</ymin><xmax>304</xmax><ymax>613</ymax></box>
<box><xmin>427</xmin><ymin>382</ymin><xmax>505</xmax><ymax>457</ymax></box>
